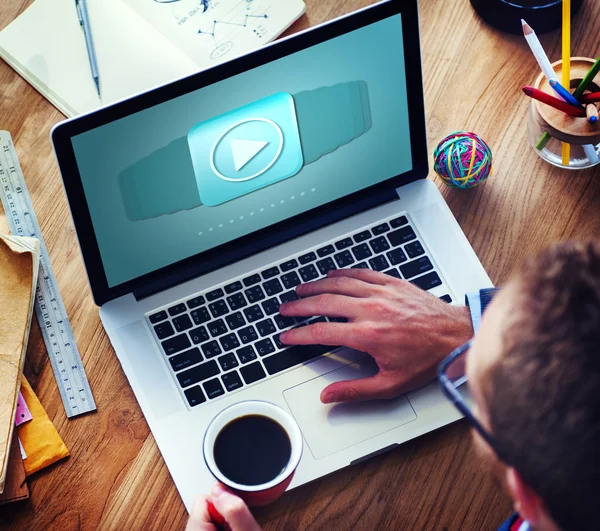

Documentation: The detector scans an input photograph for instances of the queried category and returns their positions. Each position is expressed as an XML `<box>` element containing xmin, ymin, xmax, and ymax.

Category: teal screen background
<box><xmin>71</xmin><ymin>14</ymin><xmax>413</xmax><ymax>288</ymax></box>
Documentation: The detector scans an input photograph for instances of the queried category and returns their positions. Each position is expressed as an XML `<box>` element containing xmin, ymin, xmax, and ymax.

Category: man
<box><xmin>187</xmin><ymin>241</ymin><xmax>600</xmax><ymax>531</ymax></box>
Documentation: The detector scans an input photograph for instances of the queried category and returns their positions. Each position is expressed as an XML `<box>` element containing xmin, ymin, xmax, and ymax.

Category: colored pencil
<box><xmin>521</xmin><ymin>20</ymin><xmax>557</xmax><ymax>83</ymax></box>
<box><xmin>549</xmin><ymin>79</ymin><xmax>582</xmax><ymax>108</ymax></box>
<box><xmin>586</xmin><ymin>104</ymin><xmax>599</xmax><ymax>123</ymax></box>
<box><xmin>573</xmin><ymin>57</ymin><xmax>600</xmax><ymax>100</ymax></box>
<box><xmin>561</xmin><ymin>0</ymin><xmax>571</xmax><ymax>165</ymax></box>
<box><xmin>522</xmin><ymin>86</ymin><xmax>586</xmax><ymax>116</ymax></box>
<box><xmin>583</xmin><ymin>144</ymin><xmax>599</xmax><ymax>164</ymax></box>
<box><xmin>581</xmin><ymin>92</ymin><xmax>600</xmax><ymax>104</ymax></box>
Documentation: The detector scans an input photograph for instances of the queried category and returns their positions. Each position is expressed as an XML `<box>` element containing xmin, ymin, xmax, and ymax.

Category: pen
<box><xmin>522</xmin><ymin>86</ymin><xmax>586</xmax><ymax>117</ymax></box>
<box><xmin>549</xmin><ymin>79</ymin><xmax>582</xmax><ymax>109</ymax></box>
<box><xmin>75</xmin><ymin>0</ymin><xmax>101</xmax><ymax>98</ymax></box>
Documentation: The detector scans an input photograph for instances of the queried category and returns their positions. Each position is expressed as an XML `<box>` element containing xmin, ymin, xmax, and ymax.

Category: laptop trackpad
<box><xmin>283</xmin><ymin>356</ymin><xmax>417</xmax><ymax>460</ymax></box>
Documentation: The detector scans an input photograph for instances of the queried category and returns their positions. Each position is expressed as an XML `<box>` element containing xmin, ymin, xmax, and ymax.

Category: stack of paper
<box><xmin>0</xmin><ymin>235</ymin><xmax>40</xmax><ymax>494</ymax></box>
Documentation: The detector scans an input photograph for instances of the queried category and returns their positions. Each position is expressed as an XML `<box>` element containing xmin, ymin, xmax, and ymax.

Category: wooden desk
<box><xmin>1</xmin><ymin>0</ymin><xmax>599</xmax><ymax>528</ymax></box>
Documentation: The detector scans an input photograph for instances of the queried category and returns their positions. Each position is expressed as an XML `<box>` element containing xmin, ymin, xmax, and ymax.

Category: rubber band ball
<box><xmin>433</xmin><ymin>132</ymin><xmax>493</xmax><ymax>189</ymax></box>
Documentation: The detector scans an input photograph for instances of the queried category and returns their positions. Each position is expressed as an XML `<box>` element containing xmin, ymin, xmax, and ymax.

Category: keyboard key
<box><xmin>263</xmin><ymin>344</ymin><xmax>333</xmax><ymax>375</ymax></box>
<box><xmin>191</xmin><ymin>307</ymin><xmax>211</xmax><ymax>325</ymax></box>
<box><xmin>273</xmin><ymin>333</ymin><xmax>285</xmax><ymax>350</ymax></box>
<box><xmin>281</xmin><ymin>271</ymin><xmax>301</xmax><ymax>289</ymax></box>
<box><xmin>222</xmin><ymin>371</ymin><xmax>243</xmax><ymax>392</ymax></box>
<box><xmin>440</xmin><ymin>294</ymin><xmax>453</xmax><ymax>303</ymax></box>
<box><xmin>218</xmin><ymin>352</ymin><xmax>239</xmax><ymax>371</ymax></box>
<box><xmin>238</xmin><ymin>325</ymin><xmax>258</xmax><ymax>344</ymax></box>
<box><xmin>390</xmin><ymin>215</ymin><xmax>408</xmax><ymax>228</ymax></box>
<box><xmin>243</xmin><ymin>274</ymin><xmax>261</xmax><ymax>287</ymax></box>
<box><xmin>274</xmin><ymin>314</ymin><xmax>295</xmax><ymax>330</ymax></box>
<box><xmin>316</xmin><ymin>257</ymin><xmax>336</xmax><ymax>275</ymax></box>
<box><xmin>245</xmin><ymin>285</ymin><xmax>266</xmax><ymax>303</ymax></box>
<box><xmin>411</xmin><ymin>271</ymin><xmax>442</xmax><ymax>291</ymax></box>
<box><xmin>203</xmin><ymin>378</ymin><xmax>225</xmax><ymax>399</ymax></box>
<box><xmin>298</xmin><ymin>252</ymin><xmax>316</xmax><ymax>265</ymax></box>
<box><xmin>227</xmin><ymin>292</ymin><xmax>247</xmax><ymax>311</ymax></box>
<box><xmin>317</xmin><ymin>244</ymin><xmax>335</xmax><ymax>257</ymax></box>
<box><xmin>255</xmin><ymin>338</ymin><xmax>276</xmax><ymax>357</ymax></box>
<box><xmin>224</xmin><ymin>281</ymin><xmax>243</xmax><ymax>294</ymax></box>
<box><xmin>370</xmin><ymin>236</ymin><xmax>390</xmax><ymax>254</ymax></box>
<box><xmin>154</xmin><ymin>321</ymin><xmax>174</xmax><ymax>340</ymax></box>
<box><xmin>369</xmin><ymin>255</ymin><xmax>390</xmax><ymax>272</ymax></box>
<box><xmin>354</xmin><ymin>230</ymin><xmax>371</xmax><ymax>243</ymax></box>
<box><xmin>335</xmin><ymin>237</ymin><xmax>354</xmax><ymax>250</ymax></box>
<box><xmin>280</xmin><ymin>290</ymin><xmax>299</xmax><ymax>303</ymax></box>
<box><xmin>262</xmin><ymin>297</ymin><xmax>280</xmax><ymax>315</ymax></box>
<box><xmin>256</xmin><ymin>318</ymin><xmax>276</xmax><ymax>337</ymax></box>
<box><xmin>244</xmin><ymin>305</ymin><xmax>264</xmax><ymax>322</ymax></box>
<box><xmin>388</xmin><ymin>226</ymin><xmax>417</xmax><ymax>246</ymax></box>
<box><xmin>240</xmin><ymin>362</ymin><xmax>266</xmax><ymax>384</ymax></box>
<box><xmin>351</xmin><ymin>262</ymin><xmax>369</xmax><ymax>269</ymax></box>
<box><xmin>201</xmin><ymin>340</ymin><xmax>222</xmax><ymax>359</ymax></box>
<box><xmin>351</xmin><ymin>243</ymin><xmax>373</xmax><ymax>260</ymax></box>
<box><xmin>177</xmin><ymin>359</ymin><xmax>220</xmax><ymax>387</ymax></box>
<box><xmin>208</xmin><ymin>319</ymin><xmax>228</xmax><ymax>337</ymax></box>
<box><xmin>189</xmin><ymin>326</ymin><xmax>210</xmax><ymax>344</ymax></box>
<box><xmin>384</xmin><ymin>268</ymin><xmax>402</xmax><ymax>279</ymax></box>
<box><xmin>173</xmin><ymin>314</ymin><xmax>193</xmax><ymax>333</ymax></box>
<box><xmin>372</xmin><ymin>222</ymin><xmax>390</xmax><ymax>235</ymax></box>
<box><xmin>328</xmin><ymin>316</ymin><xmax>348</xmax><ymax>323</ymax></box>
<box><xmin>169</xmin><ymin>347</ymin><xmax>203</xmax><ymax>372</ymax></box>
<box><xmin>387</xmin><ymin>248</ymin><xmax>408</xmax><ymax>265</ymax></box>
<box><xmin>405</xmin><ymin>240</ymin><xmax>425</xmax><ymax>259</ymax></box>
<box><xmin>236</xmin><ymin>345</ymin><xmax>257</xmax><ymax>364</ymax></box>
<box><xmin>299</xmin><ymin>264</ymin><xmax>319</xmax><ymax>282</ymax></box>
<box><xmin>168</xmin><ymin>303</ymin><xmax>186</xmax><ymax>317</ymax></box>
<box><xmin>280</xmin><ymin>259</ymin><xmax>298</xmax><ymax>272</ymax></box>
<box><xmin>209</xmin><ymin>299</ymin><xmax>228</xmax><ymax>318</ymax></box>
<box><xmin>206</xmin><ymin>288</ymin><xmax>224</xmax><ymax>302</ymax></box>
<box><xmin>219</xmin><ymin>333</ymin><xmax>240</xmax><ymax>352</ymax></box>
<box><xmin>261</xmin><ymin>266</ymin><xmax>280</xmax><ymax>279</ymax></box>
<box><xmin>162</xmin><ymin>334</ymin><xmax>191</xmax><ymax>356</ymax></box>
<box><xmin>186</xmin><ymin>296</ymin><xmax>205</xmax><ymax>309</ymax></box>
<box><xmin>308</xmin><ymin>316</ymin><xmax>327</xmax><ymax>325</ymax></box>
<box><xmin>264</xmin><ymin>278</ymin><xmax>284</xmax><ymax>296</ymax></box>
<box><xmin>226</xmin><ymin>312</ymin><xmax>246</xmax><ymax>330</ymax></box>
<box><xmin>184</xmin><ymin>386</ymin><xmax>206</xmax><ymax>407</ymax></box>
<box><xmin>334</xmin><ymin>250</ymin><xmax>355</xmax><ymax>268</ymax></box>
<box><xmin>400</xmin><ymin>257</ymin><xmax>434</xmax><ymax>279</ymax></box>
<box><xmin>149</xmin><ymin>310</ymin><xmax>168</xmax><ymax>324</ymax></box>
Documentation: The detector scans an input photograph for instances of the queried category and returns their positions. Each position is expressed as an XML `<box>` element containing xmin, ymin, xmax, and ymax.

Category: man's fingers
<box><xmin>280</xmin><ymin>322</ymin><xmax>365</xmax><ymax>351</ymax></box>
<box><xmin>280</xmin><ymin>294</ymin><xmax>361</xmax><ymax>319</ymax></box>
<box><xmin>210</xmin><ymin>484</ymin><xmax>262</xmax><ymax>531</ymax></box>
<box><xmin>327</xmin><ymin>268</ymin><xmax>392</xmax><ymax>285</ymax></box>
<box><xmin>320</xmin><ymin>373</ymin><xmax>405</xmax><ymax>404</ymax></box>
<box><xmin>186</xmin><ymin>494</ymin><xmax>215</xmax><ymax>531</ymax></box>
<box><xmin>295</xmin><ymin>276</ymin><xmax>382</xmax><ymax>299</ymax></box>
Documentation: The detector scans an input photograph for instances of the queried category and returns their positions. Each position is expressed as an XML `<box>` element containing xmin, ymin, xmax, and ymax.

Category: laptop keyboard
<box><xmin>147</xmin><ymin>214</ymin><xmax>453</xmax><ymax>409</ymax></box>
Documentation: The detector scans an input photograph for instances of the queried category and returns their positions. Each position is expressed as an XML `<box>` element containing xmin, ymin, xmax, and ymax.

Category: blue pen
<box><xmin>549</xmin><ymin>79</ymin><xmax>581</xmax><ymax>108</ymax></box>
<box><xmin>75</xmin><ymin>0</ymin><xmax>101</xmax><ymax>98</ymax></box>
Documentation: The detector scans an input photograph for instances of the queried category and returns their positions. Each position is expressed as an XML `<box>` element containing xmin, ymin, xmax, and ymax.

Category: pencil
<box><xmin>561</xmin><ymin>0</ymin><xmax>571</xmax><ymax>165</ymax></box>
<box><xmin>573</xmin><ymin>57</ymin><xmax>600</xmax><ymax>101</ymax></box>
<box><xmin>586</xmin><ymin>104</ymin><xmax>599</xmax><ymax>123</ymax></box>
<box><xmin>549</xmin><ymin>79</ymin><xmax>582</xmax><ymax>108</ymax></box>
<box><xmin>521</xmin><ymin>20</ymin><xmax>557</xmax><ymax>83</ymax></box>
<box><xmin>581</xmin><ymin>91</ymin><xmax>600</xmax><ymax>104</ymax></box>
<box><xmin>522</xmin><ymin>86</ymin><xmax>586</xmax><ymax>116</ymax></box>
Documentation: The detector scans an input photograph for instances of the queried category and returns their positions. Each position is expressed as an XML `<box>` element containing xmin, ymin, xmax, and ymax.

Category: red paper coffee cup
<box><xmin>203</xmin><ymin>401</ymin><xmax>303</xmax><ymax>506</ymax></box>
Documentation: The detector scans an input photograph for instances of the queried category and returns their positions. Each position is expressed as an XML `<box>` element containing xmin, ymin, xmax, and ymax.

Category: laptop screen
<box><xmin>70</xmin><ymin>13</ymin><xmax>412</xmax><ymax>288</ymax></box>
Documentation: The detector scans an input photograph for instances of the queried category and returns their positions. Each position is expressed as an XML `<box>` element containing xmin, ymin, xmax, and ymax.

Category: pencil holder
<box><xmin>527</xmin><ymin>57</ymin><xmax>600</xmax><ymax>169</ymax></box>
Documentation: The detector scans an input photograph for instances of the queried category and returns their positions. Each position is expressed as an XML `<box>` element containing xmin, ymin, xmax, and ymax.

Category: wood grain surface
<box><xmin>1</xmin><ymin>0</ymin><xmax>599</xmax><ymax>529</ymax></box>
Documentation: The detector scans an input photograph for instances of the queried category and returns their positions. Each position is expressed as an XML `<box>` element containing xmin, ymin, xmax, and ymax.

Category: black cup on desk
<box><xmin>471</xmin><ymin>0</ymin><xmax>584</xmax><ymax>34</ymax></box>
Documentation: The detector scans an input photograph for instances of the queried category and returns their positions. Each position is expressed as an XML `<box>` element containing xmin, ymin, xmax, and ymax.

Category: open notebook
<box><xmin>0</xmin><ymin>0</ymin><xmax>305</xmax><ymax>117</ymax></box>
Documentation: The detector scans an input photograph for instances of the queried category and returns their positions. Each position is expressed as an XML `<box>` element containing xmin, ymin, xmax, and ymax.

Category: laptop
<box><xmin>52</xmin><ymin>0</ymin><xmax>492</xmax><ymax>511</ymax></box>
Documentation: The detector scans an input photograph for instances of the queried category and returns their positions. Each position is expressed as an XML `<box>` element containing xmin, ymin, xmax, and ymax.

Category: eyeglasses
<box><xmin>437</xmin><ymin>340</ymin><xmax>508</xmax><ymax>463</ymax></box>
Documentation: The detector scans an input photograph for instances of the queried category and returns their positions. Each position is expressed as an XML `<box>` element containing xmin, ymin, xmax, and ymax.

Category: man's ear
<box><xmin>505</xmin><ymin>467</ymin><xmax>542</xmax><ymax>525</ymax></box>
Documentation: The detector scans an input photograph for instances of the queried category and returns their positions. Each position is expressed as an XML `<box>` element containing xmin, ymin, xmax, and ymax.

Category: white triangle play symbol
<box><xmin>230</xmin><ymin>139</ymin><xmax>269</xmax><ymax>172</ymax></box>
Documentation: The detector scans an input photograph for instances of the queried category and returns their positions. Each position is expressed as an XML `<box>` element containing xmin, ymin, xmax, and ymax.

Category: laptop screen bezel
<box><xmin>51</xmin><ymin>0</ymin><xmax>428</xmax><ymax>306</ymax></box>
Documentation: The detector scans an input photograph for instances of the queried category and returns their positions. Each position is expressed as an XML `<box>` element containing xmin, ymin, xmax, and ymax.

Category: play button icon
<box><xmin>231</xmin><ymin>139</ymin><xmax>269</xmax><ymax>172</ymax></box>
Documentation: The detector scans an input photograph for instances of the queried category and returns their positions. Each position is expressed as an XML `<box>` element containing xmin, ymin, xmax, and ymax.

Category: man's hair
<box><xmin>486</xmin><ymin>241</ymin><xmax>600</xmax><ymax>531</ymax></box>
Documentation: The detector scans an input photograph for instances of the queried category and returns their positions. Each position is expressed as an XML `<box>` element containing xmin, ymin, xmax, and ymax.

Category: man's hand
<box><xmin>279</xmin><ymin>268</ymin><xmax>472</xmax><ymax>404</ymax></box>
<box><xmin>186</xmin><ymin>484</ymin><xmax>262</xmax><ymax>531</ymax></box>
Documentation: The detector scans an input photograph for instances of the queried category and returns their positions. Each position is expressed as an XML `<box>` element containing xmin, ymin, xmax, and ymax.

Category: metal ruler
<box><xmin>0</xmin><ymin>131</ymin><xmax>96</xmax><ymax>418</ymax></box>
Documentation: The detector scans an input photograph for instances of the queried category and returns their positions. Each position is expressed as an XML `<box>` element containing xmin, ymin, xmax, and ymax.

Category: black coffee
<box><xmin>213</xmin><ymin>414</ymin><xmax>291</xmax><ymax>486</ymax></box>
